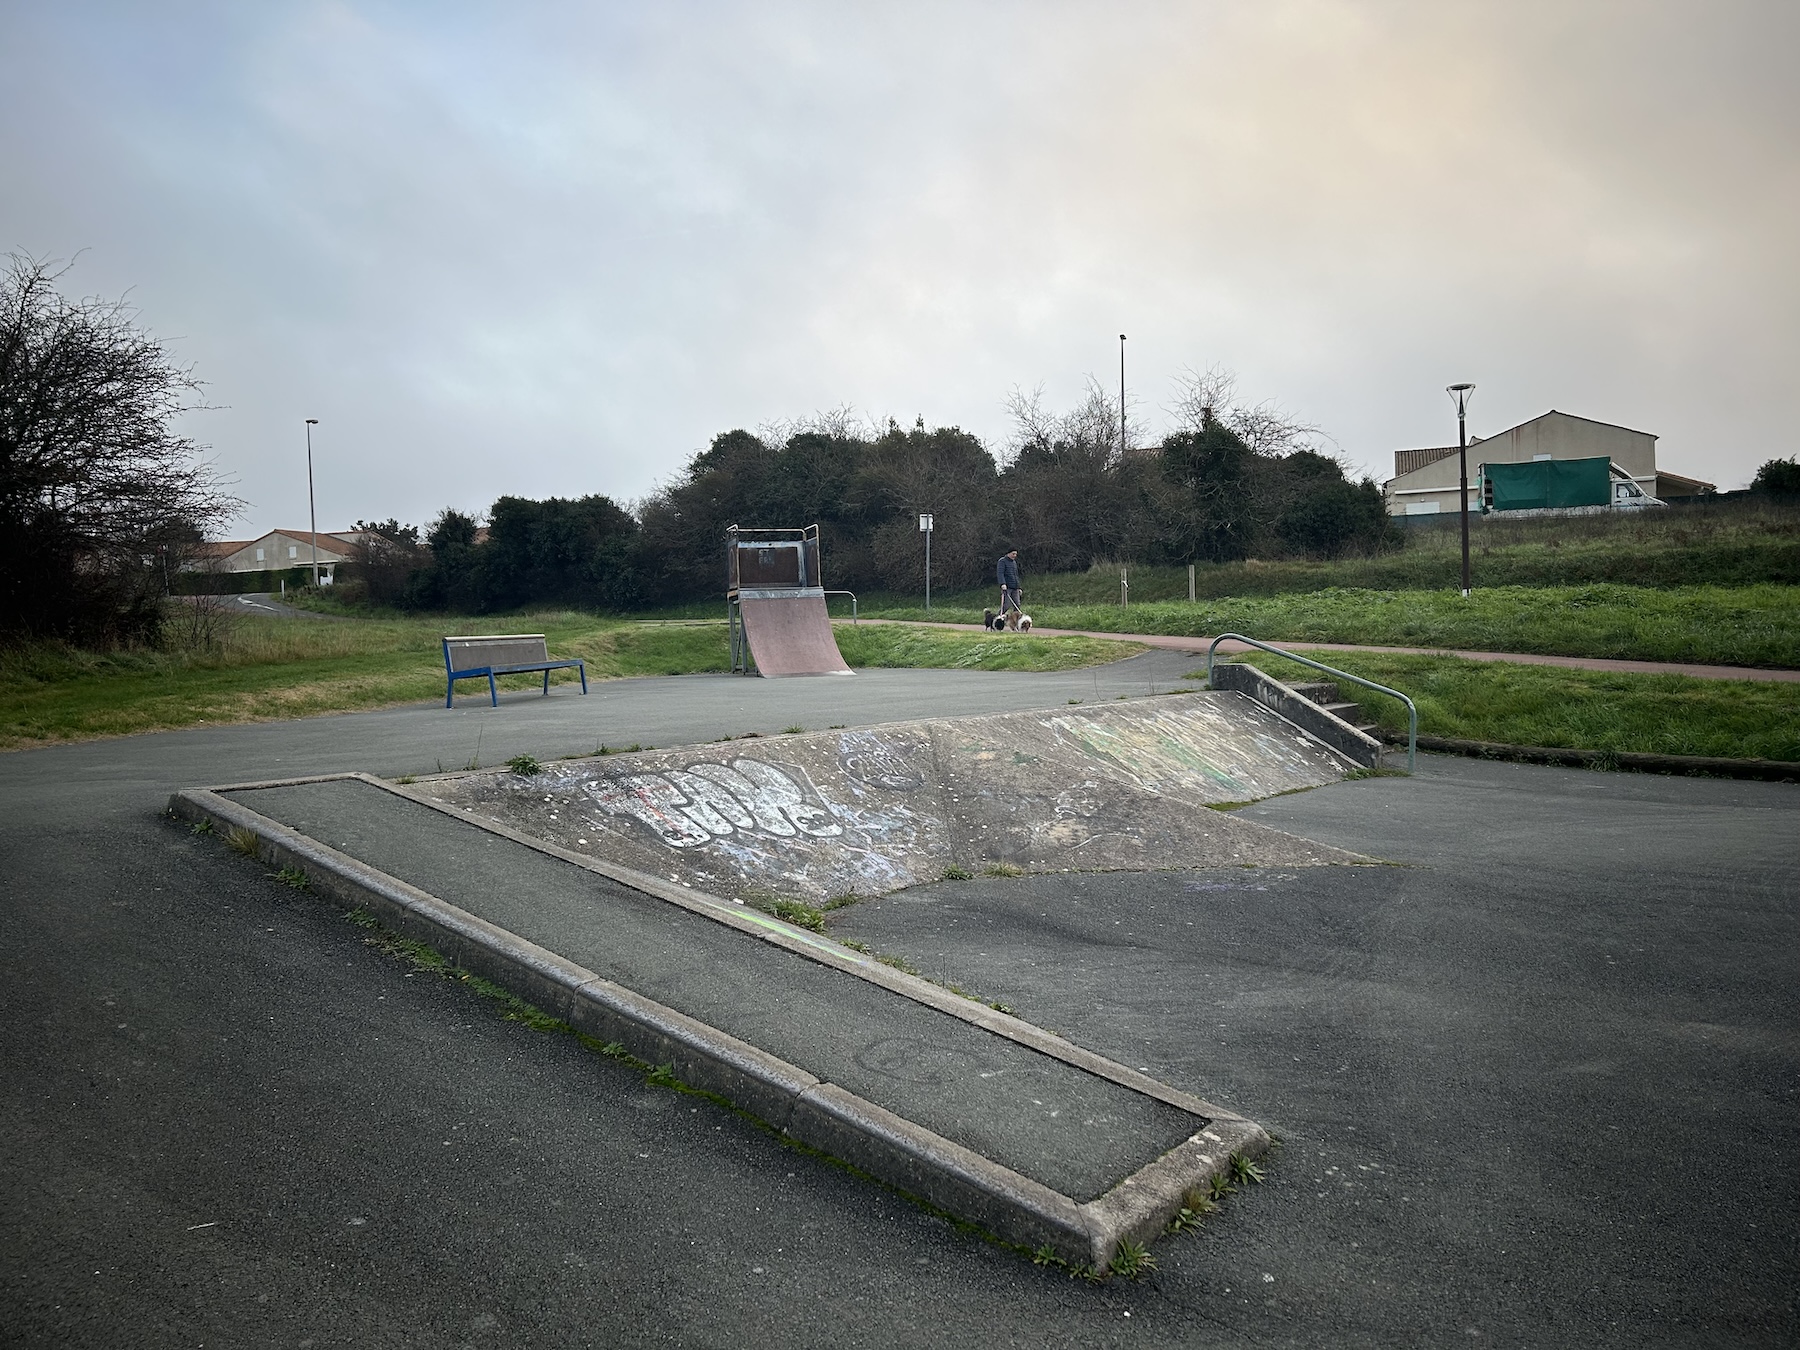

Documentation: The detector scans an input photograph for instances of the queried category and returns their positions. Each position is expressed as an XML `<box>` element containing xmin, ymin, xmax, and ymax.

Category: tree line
<box><xmin>359</xmin><ymin>374</ymin><xmax>1397</xmax><ymax>612</ymax></box>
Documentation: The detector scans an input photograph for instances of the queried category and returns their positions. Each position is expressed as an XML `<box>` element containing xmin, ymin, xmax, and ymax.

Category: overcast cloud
<box><xmin>4</xmin><ymin>0</ymin><xmax>1795</xmax><ymax>536</ymax></box>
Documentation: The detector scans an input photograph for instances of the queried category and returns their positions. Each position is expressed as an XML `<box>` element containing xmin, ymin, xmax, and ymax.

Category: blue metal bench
<box><xmin>443</xmin><ymin>634</ymin><xmax>587</xmax><ymax>708</ymax></box>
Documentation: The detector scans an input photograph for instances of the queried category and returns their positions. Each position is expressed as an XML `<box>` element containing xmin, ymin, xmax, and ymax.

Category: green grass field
<box><xmin>0</xmin><ymin>613</ymin><xmax>1139</xmax><ymax>751</ymax></box>
<box><xmin>870</xmin><ymin>583</ymin><xmax>1800</xmax><ymax>668</ymax></box>
<box><xmin>863</xmin><ymin>497</ymin><xmax>1800</xmax><ymax>610</ymax></box>
<box><xmin>1208</xmin><ymin>652</ymin><xmax>1800</xmax><ymax>763</ymax></box>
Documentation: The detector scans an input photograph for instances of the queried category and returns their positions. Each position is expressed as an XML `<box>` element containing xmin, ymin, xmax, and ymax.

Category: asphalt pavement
<box><xmin>2</xmin><ymin>656</ymin><xmax>1795</xmax><ymax>1347</ymax></box>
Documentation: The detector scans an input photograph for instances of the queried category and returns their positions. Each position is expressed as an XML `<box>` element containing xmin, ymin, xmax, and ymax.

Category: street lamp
<box><xmin>1118</xmin><ymin>334</ymin><xmax>1127</xmax><ymax>454</ymax></box>
<box><xmin>1446</xmin><ymin>384</ymin><xmax>1474</xmax><ymax>597</ymax></box>
<box><xmin>304</xmin><ymin>418</ymin><xmax>320</xmax><ymax>586</ymax></box>
<box><xmin>918</xmin><ymin>513</ymin><xmax>934</xmax><ymax>611</ymax></box>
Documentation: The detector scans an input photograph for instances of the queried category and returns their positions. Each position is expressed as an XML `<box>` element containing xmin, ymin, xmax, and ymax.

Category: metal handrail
<box><xmin>1207</xmin><ymin>633</ymin><xmax>1417</xmax><ymax>771</ymax></box>
<box><xmin>824</xmin><ymin>589</ymin><xmax>858</xmax><ymax>624</ymax></box>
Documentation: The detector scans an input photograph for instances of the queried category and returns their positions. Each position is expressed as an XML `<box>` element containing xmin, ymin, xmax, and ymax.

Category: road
<box><xmin>2</xmin><ymin>656</ymin><xmax>1794</xmax><ymax>1347</ymax></box>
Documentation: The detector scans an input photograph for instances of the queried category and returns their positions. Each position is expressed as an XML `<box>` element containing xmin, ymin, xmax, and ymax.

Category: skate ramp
<box><xmin>739</xmin><ymin>592</ymin><xmax>853</xmax><ymax>677</ymax></box>
<box><xmin>420</xmin><ymin>691</ymin><xmax>1362</xmax><ymax>902</ymax></box>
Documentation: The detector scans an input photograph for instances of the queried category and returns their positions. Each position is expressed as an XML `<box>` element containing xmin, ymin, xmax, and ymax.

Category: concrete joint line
<box><xmin>169</xmin><ymin>782</ymin><xmax>1269</xmax><ymax>1271</ymax></box>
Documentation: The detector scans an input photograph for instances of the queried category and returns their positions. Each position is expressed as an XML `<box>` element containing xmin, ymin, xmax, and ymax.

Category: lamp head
<box><xmin>305</xmin><ymin>418</ymin><xmax>318</xmax><ymax>424</ymax></box>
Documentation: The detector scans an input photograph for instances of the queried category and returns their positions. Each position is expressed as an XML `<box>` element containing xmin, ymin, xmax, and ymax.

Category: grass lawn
<box><xmin>869</xmin><ymin>583</ymin><xmax>1800</xmax><ymax>669</ymax></box>
<box><xmin>0</xmin><ymin>613</ymin><xmax>1141</xmax><ymax>751</ymax></box>
<box><xmin>1206</xmin><ymin>651</ymin><xmax>1800</xmax><ymax>763</ymax></box>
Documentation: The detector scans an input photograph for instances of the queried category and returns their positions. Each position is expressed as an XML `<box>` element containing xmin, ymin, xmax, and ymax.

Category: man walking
<box><xmin>996</xmin><ymin>548</ymin><xmax>1022</xmax><ymax>623</ymax></box>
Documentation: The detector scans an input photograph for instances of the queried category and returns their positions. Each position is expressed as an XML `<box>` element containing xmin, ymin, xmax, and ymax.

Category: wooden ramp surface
<box><xmin>740</xmin><ymin>593</ymin><xmax>853</xmax><ymax>677</ymax></box>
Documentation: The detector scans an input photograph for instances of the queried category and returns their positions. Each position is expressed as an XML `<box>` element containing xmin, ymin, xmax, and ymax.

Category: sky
<box><xmin>4</xmin><ymin>0</ymin><xmax>1795</xmax><ymax>537</ymax></box>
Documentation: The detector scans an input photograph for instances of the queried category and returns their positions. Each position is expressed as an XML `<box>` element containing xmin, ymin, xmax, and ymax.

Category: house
<box><xmin>189</xmin><ymin>529</ymin><xmax>371</xmax><ymax>583</ymax></box>
<box><xmin>1382</xmin><ymin>410</ymin><xmax>1714</xmax><ymax>517</ymax></box>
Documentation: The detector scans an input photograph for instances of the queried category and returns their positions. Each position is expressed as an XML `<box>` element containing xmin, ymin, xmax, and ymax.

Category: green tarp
<box><xmin>1482</xmin><ymin>456</ymin><xmax>1612</xmax><ymax>511</ymax></box>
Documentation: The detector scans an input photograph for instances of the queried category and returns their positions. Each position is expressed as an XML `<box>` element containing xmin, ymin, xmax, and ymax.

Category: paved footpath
<box><xmin>866</xmin><ymin>618</ymin><xmax>1800</xmax><ymax>682</ymax></box>
<box><xmin>2</xmin><ymin>658</ymin><xmax>1795</xmax><ymax>1346</ymax></box>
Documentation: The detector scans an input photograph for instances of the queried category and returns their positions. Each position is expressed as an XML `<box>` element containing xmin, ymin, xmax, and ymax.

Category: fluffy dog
<box><xmin>982</xmin><ymin>608</ymin><xmax>1005</xmax><ymax>631</ymax></box>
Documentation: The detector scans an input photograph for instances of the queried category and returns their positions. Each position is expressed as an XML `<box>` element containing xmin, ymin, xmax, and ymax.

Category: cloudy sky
<box><xmin>4</xmin><ymin>1</ymin><xmax>1794</xmax><ymax>536</ymax></box>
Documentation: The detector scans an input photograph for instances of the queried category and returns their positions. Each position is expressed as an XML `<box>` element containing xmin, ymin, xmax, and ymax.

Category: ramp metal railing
<box><xmin>1206</xmin><ymin>633</ymin><xmax>1418</xmax><ymax>771</ymax></box>
<box><xmin>824</xmin><ymin>590</ymin><xmax>858</xmax><ymax>623</ymax></box>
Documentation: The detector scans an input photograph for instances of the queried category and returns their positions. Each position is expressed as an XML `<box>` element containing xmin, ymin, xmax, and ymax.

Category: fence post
<box><xmin>1188</xmin><ymin>564</ymin><xmax>1195</xmax><ymax>602</ymax></box>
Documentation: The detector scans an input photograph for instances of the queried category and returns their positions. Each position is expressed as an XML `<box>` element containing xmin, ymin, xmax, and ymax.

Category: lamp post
<box><xmin>1118</xmin><ymin>334</ymin><xmax>1127</xmax><ymax>454</ymax></box>
<box><xmin>1447</xmin><ymin>384</ymin><xmax>1474</xmax><ymax>598</ymax></box>
<box><xmin>918</xmin><ymin>513</ymin><xmax>934</xmax><ymax>610</ymax></box>
<box><xmin>304</xmin><ymin>418</ymin><xmax>320</xmax><ymax>586</ymax></box>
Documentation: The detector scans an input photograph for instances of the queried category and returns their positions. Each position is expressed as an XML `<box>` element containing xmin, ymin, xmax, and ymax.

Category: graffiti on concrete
<box><xmin>1044</xmin><ymin>705</ymin><xmax>1323</xmax><ymax>795</ymax></box>
<box><xmin>837</xmin><ymin>731</ymin><xmax>925</xmax><ymax>792</ymax></box>
<box><xmin>583</xmin><ymin>758</ymin><xmax>842</xmax><ymax>849</ymax></box>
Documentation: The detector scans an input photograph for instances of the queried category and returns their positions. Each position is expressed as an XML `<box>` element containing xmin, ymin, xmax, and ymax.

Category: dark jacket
<box><xmin>996</xmin><ymin>554</ymin><xmax>1021</xmax><ymax>590</ymax></box>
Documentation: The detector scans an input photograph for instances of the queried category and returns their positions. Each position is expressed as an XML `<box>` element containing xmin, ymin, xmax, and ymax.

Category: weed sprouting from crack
<box><xmin>941</xmin><ymin>865</ymin><xmax>974</xmax><ymax>882</ymax></box>
<box><xmin>742</xmin><ymin>892</ymin><xmax>828</xmax><ymax>934</ymax></box>
<box><xmin>271</xmin><ymin>865</ymin><xmax>309</xmax><ymax>890</ymax></box>
<box><xmin>506</xmin><ymin>753</ymin><xmax>542</xmax><ymax>777</ymax></box>
<box><xmin>189</xmin><ymin>818</ymin><xmax>214</xmax><ymax>835</ymax></box>
<box><xmin>1230</xmin><ymin>1151</ymin><xmax>1266</xmax><ymax>1187</ymax></box>
<box><xmin>781</xmin><ymin>725</ymin><xmax>806</xmax><ymax>735</ymax></box>
<box><xmin>1168</xmin><ymin>1188</ymin><xmax>1219</xmax><ymax>1233</ymax></box>
<box><xmin>225</xmin><ymin>825</ymin><xmax>260</xmax><ymax>856</ymax></box>
<box><xmin>1109</xmin><ymin>1237</ymin><xmax>1157</xmax><ymax>1279</ymax></box>
<box><xmin>980</xmin><ymin>863</ymin><xmax>1024</xmax><ymax>878</ymax></box>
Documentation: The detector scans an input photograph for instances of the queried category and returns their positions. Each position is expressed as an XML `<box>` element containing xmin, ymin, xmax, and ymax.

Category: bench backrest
<box><xmin>444</xmin><ymin>634</ymin><xmax>550</xmax><ymax>673</ymax></box>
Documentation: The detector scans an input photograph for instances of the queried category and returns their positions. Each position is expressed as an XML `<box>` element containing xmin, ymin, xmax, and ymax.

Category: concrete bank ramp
<box><xmin>420</xmin><ymin>690</ymin><xmax>1360</xmax><ymax>902</ymax></box>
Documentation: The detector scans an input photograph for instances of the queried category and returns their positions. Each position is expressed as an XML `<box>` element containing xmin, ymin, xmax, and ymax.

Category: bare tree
<box><xmin>1167</xmin><ymin>363</ymin><xmax>1333</xmax><ymax>459</ymax></box>
<box><xmin>0</xmin><ymin>253</ymin><xmax>239</xmax><ymax>643</ymax></box>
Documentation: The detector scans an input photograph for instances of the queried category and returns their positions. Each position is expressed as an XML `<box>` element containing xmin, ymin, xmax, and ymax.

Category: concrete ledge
<box><xmin>1208</xmin><ymin>663</ymin><xmax>1383</xmax><ymax>768</ymax></box>
<box><xmin>168</xmin><ymin>783</ymin><xmax>1267</xmax><ymax>1272</ymax></box>
<box><xmin>1378</xmin><ymin>733</ymin><xmax>1800</xmax><ymax>782</ymax></box>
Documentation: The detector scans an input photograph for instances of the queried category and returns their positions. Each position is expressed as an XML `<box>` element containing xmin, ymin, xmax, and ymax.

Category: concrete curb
<box><xmin>169</xmin><ymin>782</ymin><xmax>1269</xmax><ymax>1272</ymax></box>
<box><xmin>1207</xmin><ymin>664</ymin><xmax>1383</xmax><ymax>769</ymax></box>
<box><xmin>1377</xmin><ymin>733</ymin><xmax>1800</xmax><ymax>782</ymax></box>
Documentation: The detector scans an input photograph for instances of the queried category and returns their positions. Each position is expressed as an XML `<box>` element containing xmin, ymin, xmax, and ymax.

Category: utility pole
<box><xmin>304</xmin><ymin>418</ymin><xmax>321</xmax><ymax>586</ymax></box>
<box><xmin>1118</xmin><ymin>334</ymin><xmax>1127</xmax><ymax>454</ymax></box>
<box><xmin>1447</xmin><ymin>385</ymin><xmax>1475</xmax><ymax>597</ymax></box>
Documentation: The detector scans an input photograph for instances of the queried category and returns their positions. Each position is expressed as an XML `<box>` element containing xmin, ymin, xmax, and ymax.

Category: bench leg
<box><xmin>543</xmin><ymin>669</ymin><xmax>550</xmax><ymax>696</ymax></box>
<box><xmin>446</xmin><ymin>677</ymin><xmax>454</xmax><ymax>709</ymax></box>
<box><xmin>579</xmin><ymin>663</ymin><xmax>588</xmax><ymax>695</ymax></box>
<box><xmin>488</xmin><ymin>673</ymin><xmax>498</xmax><ymax>707</ymax></box>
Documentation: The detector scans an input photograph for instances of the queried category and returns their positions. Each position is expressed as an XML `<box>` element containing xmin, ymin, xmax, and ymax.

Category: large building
<box><xmin>191</xmin><ymin>529</ymin><xmax>369</xmax><ymax>582</ymax></box>
<box><xmin>1383</xmin><ymin>410</ymin><xmax>1713</xmax><ymax>517</ymax></box>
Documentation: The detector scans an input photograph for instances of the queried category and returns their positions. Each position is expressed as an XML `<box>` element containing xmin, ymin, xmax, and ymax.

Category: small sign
<box><xmin>918</xmin><ymin>513</ymin><xmax>933</xmax><ymax>533</ymax></box>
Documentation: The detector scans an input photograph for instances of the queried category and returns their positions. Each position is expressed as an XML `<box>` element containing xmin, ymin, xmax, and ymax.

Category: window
<box><xmin>254</xmin><ymin>547</ymin><xmax>265</xmax><ymax>562</ymax></box>
<box><xmin>289</xmin><ymin>545</ymin><xmax>298</xmax><ymax>559</ymax></box>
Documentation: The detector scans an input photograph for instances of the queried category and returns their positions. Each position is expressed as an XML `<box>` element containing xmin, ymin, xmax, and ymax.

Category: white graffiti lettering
<box><xmin>582</xmin><ymin>758</ymin><xmax>843</xmax><ymax>849</ymax></box>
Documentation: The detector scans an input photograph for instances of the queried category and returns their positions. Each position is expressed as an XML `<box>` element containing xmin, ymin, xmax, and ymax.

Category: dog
<box><xmin>984</xmin><ymin>607</ymin><xmax>1032</xmax><ymax>633</ymax></box>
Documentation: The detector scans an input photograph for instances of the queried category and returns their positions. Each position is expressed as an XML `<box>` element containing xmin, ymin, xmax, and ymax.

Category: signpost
<box><xmin>918</xmin><ymin>513</ymin><xmax>934</xmax><ymax>611</ymax></box>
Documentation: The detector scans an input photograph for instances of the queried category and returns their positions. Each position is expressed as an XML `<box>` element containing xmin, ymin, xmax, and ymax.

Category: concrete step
<box><xmin>171</xmin><ymin>772</ymin><xmax>1276</xmax><ymax>1273</ymax></box>
<box><xmin>1288</xmin><ymin>681</ymin><xmax>1339</xmax><ymax>703</ymax></box>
